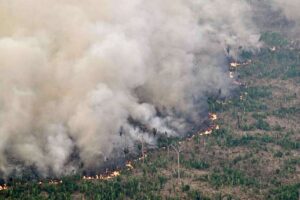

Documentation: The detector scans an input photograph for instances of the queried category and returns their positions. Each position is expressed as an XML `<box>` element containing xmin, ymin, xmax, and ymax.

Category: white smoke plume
<box><xmin>0</xmin><ymin>0</ymin><xmax>260</xmax><ymax>177</ymax></box>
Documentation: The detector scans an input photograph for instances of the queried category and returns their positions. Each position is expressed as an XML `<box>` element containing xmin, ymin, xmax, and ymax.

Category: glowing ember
<box><xmin>204</xmin><ymin>129</ymin><xmax>213</xmax><ymax>135</ymax></box>
<box><xmin>112</xmin><ymin>171</ymin><xmax>120</xmax><ymax>177</ymax></box>
<box><xmin>270</xmin><ymin>46</ymin><xmax>276</xmax><ymax>52</ymax></box>
<box><xmin>138</xmin><ymin>154</ymin><xmax>148</xmax><ymax>161</ymax></box>
<box><xmin>230</xmin><ymin>62</ymin><xmax>241</xmax><ymax>67</ymax></box>
<box><xmin>209</xmin><ymin>113</ymin><xmax>218</xmax><ymax>121</ymax></box>
<box><xmin>102</xmin><ymin>171</ymin><xmax>121</xmax><ymax>180</ymax></box>
<box><xmin>230</xmin><ymin>60</ymin><xmax>251</xmax><ymax>68</ymax></box>
<box><xmin>0</xmin><ymin>184</ymin><xmax>8</xmax><ymax>191</ymax></box>
<box><xmin>83</xmin><ymin>169</ymin><xmax>121</xmax><ymax>181</ymax></box>
<box><xmin>48</xmin><ymin>180</ymin><xmax>63</xmax><ymax>185</ymax></box>
<box><xmin>126</xmin><ymin>162</ymin><xmax>134</xmax><ymax>170</ymax></box>
<box><xmin>202</xmin><ymin>125</ymin><xmax>220</xmax><ymax>135</ymax></box>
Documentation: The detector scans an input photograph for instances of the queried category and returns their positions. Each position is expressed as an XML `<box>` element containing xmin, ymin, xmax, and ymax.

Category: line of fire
<box><xmin>0</xmin><ymin>59</ymin><xmax>252</xmax><ymax>191</ymax></box>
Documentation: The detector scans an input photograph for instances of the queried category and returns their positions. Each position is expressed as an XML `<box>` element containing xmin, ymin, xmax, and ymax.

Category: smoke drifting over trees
<box><xmin>0</xmin><ymin>0</ymin><xmax>296</xmax><ymax>177</ymax></box>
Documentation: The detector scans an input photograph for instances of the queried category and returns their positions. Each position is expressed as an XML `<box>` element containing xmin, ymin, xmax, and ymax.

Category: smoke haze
<box><xmin>0</xmin><ymin>0</ymin><xmax>264</xmax><ymax>177</ymax></box>
<box><xmin>271</xmin><ymin>0</ymin><xmax>300</xmax><ymax>38</ymax></box>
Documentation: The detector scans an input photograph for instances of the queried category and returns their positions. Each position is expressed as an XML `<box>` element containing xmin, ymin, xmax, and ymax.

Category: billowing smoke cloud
<box><xmin>274</xmin><ymin>0</ymin><xmax>300</xmax><ymax>39</ymax></box>
<box><xmin>0</xmin><ymin>0</ymin><xmax>260</xmax><ymax>177</ymax></box>
<box><xmin>255</xmin><ymin>0</ymin><xmax>300</xmax><ymax>38</ymax></box>
<box><xmin>272</xmin><ymin>0</ymin><xmax>300</xmax><ymax>22</ymax></box>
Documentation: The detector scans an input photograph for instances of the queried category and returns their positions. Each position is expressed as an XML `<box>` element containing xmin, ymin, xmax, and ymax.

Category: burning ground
<box><xmin>0</xmin><ymin>0</ymin><xmax>262</xmax><ymax>177</ymax></box>
<box><xmin>0</xmin><ymin>0</ymin><xmax>300</xmax><ymax>199</ymax></box>
<box><xmin>0</xmin><ymin>31</ymin><xmax>299</xmax><ymax>199</ymax></box>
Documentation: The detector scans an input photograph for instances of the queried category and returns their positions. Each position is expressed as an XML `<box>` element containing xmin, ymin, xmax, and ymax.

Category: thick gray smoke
<box><xmin>250</xmin><ymin>0</ymin><xmax>300</xmax><ymax>38</ymax></box>
<box><xmin>272</xmin><ymin>0</ymin><xmax>300</xmax><ymax>22</ymax></box>
<box><xmin>271</xmin><ymin>0</ymin><xmax>300</xmax><ymax>38</ymax></box>
<box><xmin>0</xmin><ymin>0</ymin><xmax>261</xmax><ymax>177</ymax></box>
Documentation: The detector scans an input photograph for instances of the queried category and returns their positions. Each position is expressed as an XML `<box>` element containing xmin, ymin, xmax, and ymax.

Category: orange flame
<box><xmin>204</xmin><ymin>128</ymin><xmax>213</xmax><ymax>135</ymax></box>
<box><xmin>0</xmin><ymin>184</ymin><xmax>8</xmax><ymax>191</ymax></box>
<box><xmin>230</xmin><ymin>60</ymin><xmax>251</xmax><ymax>68</ymax></box>
<box><xmin>126</xmin><ymin>162</ymin><xmax>134</xmax><ymax>170</ymax></box>
<box><xmin>197</xmin><ymin>113</ymin><xmax>220</xmax><ymax>136</ymax></box>
<box><xmin>209</xmin><ymin>113</ymin><xmax>218</xmax><ymax>121</ymax></box>
<box><xmin>138</xmin><ymin>154</ymin><xmax>148</xmax><ymax>161</ymax></box>
<box><xmin>101</xmin><ymin>171</ymin><xmax>120</xmax><ymax>180</ymax></box>
<box><xmin>83</xmin><ymin>170</ymin><xmax>121</xmax><ymax>181</ymax></box>
<box><xmin>230</xmin><ymin>62</ymin><xmax>241</xmax><ymax>68</ymax></box>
